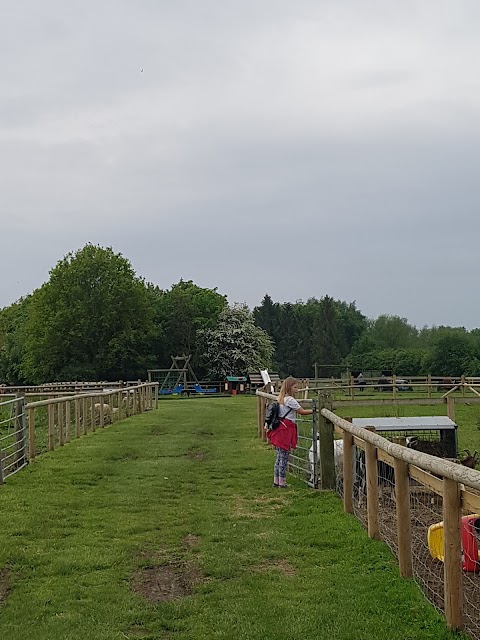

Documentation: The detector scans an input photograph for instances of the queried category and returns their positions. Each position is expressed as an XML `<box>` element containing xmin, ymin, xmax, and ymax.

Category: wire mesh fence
<box><xmin>0</xmin><ymin>396</ymin><xmax>27</xmax><ymax>483</ymax></box>
<box><xmin>329</xmin><ymin>412</ymin><xmax>480</xmax><ymax>640</ymax></box>
<box><xmin>287</xmin><ymin>401</ymin><xmax>318</xmax><ymax>488</ymax></box>
<box><xmin>0</xmin><ymin>383</ymin><xmax>158</xmax><ymax>484</ymax></box>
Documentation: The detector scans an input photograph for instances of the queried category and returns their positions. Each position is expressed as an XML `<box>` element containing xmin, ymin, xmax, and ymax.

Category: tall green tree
<box><xmin>198</xmin><ymin>305</ymin><xmax>274</xmax><ymax>379</ymax></box>
<box><xmin>23</xmin><ymin>244</ymin><xmax>154</xmax><ymax>382</ymax></box>
<box><xmin>422</xmin><ymin>332</ymin><xmax>473</xmax><ymax>377</ymax></box>
<box><xmin>0</xmin><ymin>296</ymin><xmax>32</xmax><ymax>384</ymax></box>
<box><xmin>368</xmin><ymin>315</ymin><xmax>418</xmax><ymax>350</ymax></box>
<box><xmin>150</xmin><ymin>280</ymin><xmax>227</xmax><ymax>372</ymax></box>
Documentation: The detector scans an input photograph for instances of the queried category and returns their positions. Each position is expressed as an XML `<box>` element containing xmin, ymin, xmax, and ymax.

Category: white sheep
<box><xmin>308</xmin><ymin>438</ymin><xmax>345</xmax><ymax>485</ymax></box>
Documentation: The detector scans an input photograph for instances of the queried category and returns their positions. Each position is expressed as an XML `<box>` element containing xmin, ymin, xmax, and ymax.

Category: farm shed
<box><xmin>224</xmin><ymin>377</ymin><xmax>247</xmax><ymax>395</ymax></box>
<box><xmin>351</xmin><ymin>416</ymin><xmax>458</xmax><ymax>458</ymax></box>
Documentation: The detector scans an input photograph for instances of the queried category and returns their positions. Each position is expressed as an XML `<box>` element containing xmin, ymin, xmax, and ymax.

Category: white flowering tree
<box><xmin>198</xmin><ymin>304</ymin><xmax>274</xmax><ymax>379</ymax></box>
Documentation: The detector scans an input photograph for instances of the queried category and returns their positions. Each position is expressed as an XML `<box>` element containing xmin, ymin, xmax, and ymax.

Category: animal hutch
<box><xmin>225</xmin><ymin>376</ymin><xmax>247</xmax><ymax>395</ymax></box>
<box><xmin>351</xmin><ymin>416</ymin><xmax>458</xmax><ymax>458</ymax></box>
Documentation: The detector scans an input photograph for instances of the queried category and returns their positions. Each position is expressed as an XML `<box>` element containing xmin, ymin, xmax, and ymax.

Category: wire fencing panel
<box><xmin>333</xmin><ymin>427</ymin><xmax>480</xmax><ymax>640</ymax></box>
<box><xmin>0</xmin><ymin>396</ymin><xmax>27</xmax><ymax>483</ymax></box>
<box><xmin>287</xmin><ymin>401</ymin><xmax>318</xmax><ymax>488</ymax></box>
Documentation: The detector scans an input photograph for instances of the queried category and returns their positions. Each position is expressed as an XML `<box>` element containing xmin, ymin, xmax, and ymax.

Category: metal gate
<box><xmin>0</xmin><ymin>396</ymin><xmax>28</xmax><ymax>483</ymax></box>
<box><xmin>288</xmin><ymin>400</ymin><xmax>319</xmax><ymax>488</ymax></box>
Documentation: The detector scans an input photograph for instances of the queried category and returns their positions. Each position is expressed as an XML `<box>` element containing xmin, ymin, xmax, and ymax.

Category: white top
<box><xmin>279</xmin><ymin>395</ymin><xmax>302</xmax><ymax>423</ymax></box>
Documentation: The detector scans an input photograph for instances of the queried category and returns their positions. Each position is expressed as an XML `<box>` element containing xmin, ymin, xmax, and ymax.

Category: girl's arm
<box><xmin>296</xmin><ymin>407</ymin><xmax>313</xmax><ymax>416</ymax></box>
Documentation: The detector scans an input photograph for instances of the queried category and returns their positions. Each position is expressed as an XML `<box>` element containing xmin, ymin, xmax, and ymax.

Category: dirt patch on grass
<box><xmin>253</xmin><ymin>559</ymin><xmax>296</xmax><ymax>577</ymax></box>
<box><xmin>132</xmin><ymin>562</ymin><xmax>204</xmax><ymax>603</ymax></box>
<box><xmin>233</xmin><ymin>494</ymin><xmax>288</xmax><ymax>519</ymax></box>
<box><xmin>0</xmin><ymin>568</ymin><xmax>11</xmax><ymax>604</ymax></box>
<box><xmin>186</xmin><ymin>450</ymin><xmax>207</xmax><ymax>461</ymax></box>
<box><xmin>182</xmin><ymin>534</ymin><xmax>201</xmax><ymax>548</ymax></box>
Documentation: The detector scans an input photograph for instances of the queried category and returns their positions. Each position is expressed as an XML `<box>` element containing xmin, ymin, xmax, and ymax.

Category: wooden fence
<box><xmin>256</xmin><ymin>389</ymin><xmax>480</xmax><ymax>637</ymax></box>
<box><xmin>0</xmin><ymin>382</ymin><xmax>158</xmax><ymax>482</ymax></box>
<box><xmin>299</xmin><ymin>375</ymin><xmax>480</xmax><ymax>401</ymax></box>
<box><xmin>322</xmin><ymin>407</ymin><xmax>480</xmax><ymax>636</ymax></box>
<box><xmin>0</xmin><ymin>380</ymin><xmax>143</xmax><ymax>397</ymax></box>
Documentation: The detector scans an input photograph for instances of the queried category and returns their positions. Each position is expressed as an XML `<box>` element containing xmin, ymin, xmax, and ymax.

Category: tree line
<box><xmin>0</xmin><ymin>245</ymin><xmax>272</xmax><ymax>384</ymax></box>
<box><xmin>1</xmin><ymin>244</ymin><xmax>479</xmax><ymax>384</ymax></box>
<box><xmin>253</xmin><ymin>296</ymin><xmax>480</xmax><ymax>378</ymax></box>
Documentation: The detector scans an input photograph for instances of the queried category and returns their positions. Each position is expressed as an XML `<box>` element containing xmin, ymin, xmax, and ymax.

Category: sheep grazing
<box><xmin>92</xmin><ymin>402</ymin><xmax>112</xmax><ymax>425</ymax></box>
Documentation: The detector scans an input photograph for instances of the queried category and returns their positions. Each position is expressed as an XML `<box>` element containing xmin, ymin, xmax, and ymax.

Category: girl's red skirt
<box><xmin>266</xmin><ymin>418</ymin><xmax>297</xmax><ymax>451</ymax></box>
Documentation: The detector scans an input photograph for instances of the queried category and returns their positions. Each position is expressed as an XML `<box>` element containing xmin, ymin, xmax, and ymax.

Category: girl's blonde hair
<box><xmin>278</xmin><ymin>376</ymin><xmax>299</xmax><ymax>404</ymax></box>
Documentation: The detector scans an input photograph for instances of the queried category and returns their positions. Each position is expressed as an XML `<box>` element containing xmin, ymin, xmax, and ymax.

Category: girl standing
<box><xmin>267</xmin><ymin>376</ymin><xmax>313</xmax><ymax>488</ymax></box>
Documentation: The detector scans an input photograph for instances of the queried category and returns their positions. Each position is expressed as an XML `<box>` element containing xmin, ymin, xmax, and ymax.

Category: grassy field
<box><xmin>0</xmin><ymin>396</ymin><xmax>467</xmax><ymax>640</ymax></box>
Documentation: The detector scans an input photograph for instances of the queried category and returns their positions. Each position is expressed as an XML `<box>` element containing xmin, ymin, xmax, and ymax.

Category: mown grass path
<box><xmin>0</xmin><ymin>397</ymin><xmax>463</xmax><ymax>640</ymax></box>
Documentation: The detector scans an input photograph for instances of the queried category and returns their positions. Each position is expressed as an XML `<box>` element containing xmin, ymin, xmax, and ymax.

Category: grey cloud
<box><xmin>2</xmin><ymin>0</ymin><xmax>480</xmax><ymax>331</ymax></box>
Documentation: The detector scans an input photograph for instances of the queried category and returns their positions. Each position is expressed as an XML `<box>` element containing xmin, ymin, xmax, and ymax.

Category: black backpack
<box><xmin>264</xmin><ymin>402</ymin><xmax>292</xmax><ymax>431</ymax></box>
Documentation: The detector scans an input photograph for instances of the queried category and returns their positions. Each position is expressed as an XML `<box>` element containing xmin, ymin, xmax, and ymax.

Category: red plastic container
<box><xmin>461</xmin><ymin>515</ymin><xmax>480</xmax><ymax>572</ymax></box>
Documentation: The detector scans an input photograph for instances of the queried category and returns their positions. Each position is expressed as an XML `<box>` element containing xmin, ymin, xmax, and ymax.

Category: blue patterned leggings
<box><xmin>274</xmin><ymin>447</ymin><xmax>290</xmax><ymax>479</ymax></box>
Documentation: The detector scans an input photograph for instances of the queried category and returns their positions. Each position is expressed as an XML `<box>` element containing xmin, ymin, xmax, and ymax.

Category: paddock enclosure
<box><xmin>256</xmin><ymin>388</ymin><xmax>480</xmax><ymax>639</ymax></box>
<box><xmin>0</xmin><ymin>382</ymin><xmax>158</xmax><ymax>483</ymax></box>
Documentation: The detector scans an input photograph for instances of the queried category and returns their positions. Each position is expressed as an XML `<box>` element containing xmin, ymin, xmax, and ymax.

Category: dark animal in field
<box><xmin>437</xmin><ymin>377</ymin><xmax>456</xmax><ymax>392</ymax></box>
<box><xmin>460</xmin><ymin>449</ymin><xmax>479</xmax><ymax>469</ymax></box>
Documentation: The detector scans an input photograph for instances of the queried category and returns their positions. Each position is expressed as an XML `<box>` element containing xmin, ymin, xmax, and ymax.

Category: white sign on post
<box><xmin>260</xmin><ymin>370</ymin><xmax>274</xmax><ymax>393</ymax></box>
<box><xmin>260</xmin><ymin>370</ymin><xmax>271</xmax><ymax>386</ymax></box>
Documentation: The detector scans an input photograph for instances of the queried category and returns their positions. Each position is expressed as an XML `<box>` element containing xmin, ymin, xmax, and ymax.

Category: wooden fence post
<box><xmin>117</xmin><ymin>391</ymin><xmax>122</xmax><ymax>421</ymax></box>
<box><xmin>461</xmin><ymin>375</ymin><xmax>465</xmax><ymax>398</ymax></box>
<box><xmin>257</xmin><ymin>395</ymin><xmax>263</xmax><ymax>438</ymax></box>
<box><xmin>58</xmin><ymin>401</ymin><xmax>64</xmax><ymax>446</ymax></box>
<box><xmin>75</xmin><ymin>398</ymin><xmax>80</xmax><ymax>438</ymax></box>
<box><xmin>82</xmin><ymin>397</ymin><xmax>88</xmax><ymax>435</ymax></box>
<box><xmin>443</xmin><ymin>478</ymin><xmax>463</xmax><ymax>631</ymax></box>
<box><xmin>155</xmin><ymin>384</ymin><xmax>159</xmax><ymax>409</ymax></box>
<box><xmin>109</xmin><ymin>393</ymin><xmax>114</xmax><ymax>421</ymax></box>
<box><xmin>392</xmin><ymin>374</ymin><xmax>397</xmax><ymax>400</ymax></box>
<box><xmin>91</xmin><ymin>397</ymin><xmax>96</xmax><ymax>432</ymax></box>
<box><xmin>65</xmin><ymin>401</ymin><xmax>71</xmax><ymax>443</ymax></box>
<box><xmin>394</xmin><ymin>458</ymin><xmax>413</xmax><ymax>577</ymax></box>
<box><xmin>99</xmin><ymin>397</ymin><xmax>104</xmax><ymax>428</ymax></box>
<box><xmin>446</xmin><ymin>397</ymin><xmax>455</xmax><ymax>422</ymax></box>
<box><xmin>318</xmin><ymin>394</ymin><xmax>335</xmax><ymax>490</ymax></box>
<box><xmin>48</xmin><ymin>403</ymin><xmax>55</xmax><ymax>451</ymax></box>
<box><xmin>365</xmin><ymin>428</ymin><xmax>380</xmax><ymax>540</ymax></box>
<box><xmin>350</xmin><ymin>376</ymin><xmax>355</xmax><ymax>401</ymax></box>
<box><xmin>28</xmin><ymin>407</ymin><xmax>35</xmax><ymax>460</ymax></box>
<box><xmin>125</xmin><ymin>391</ymin><xmax>130</xmax><ymax>417</ymax></box>
<box><xmin>427</xmin><ymin>374</ymin><xmax>432</xmax><ymax>398</ymax></box>
<box><xmin>343</xmin><ymin>427</ymin><xmax>354</xmax><ymax>514</ymax></box>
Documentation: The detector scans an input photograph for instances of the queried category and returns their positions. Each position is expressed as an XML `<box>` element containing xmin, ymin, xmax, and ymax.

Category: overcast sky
<box><xmin>2</xmin><ymin>1</ymin><xmax>480</xmax><ymax>328</ymax></box>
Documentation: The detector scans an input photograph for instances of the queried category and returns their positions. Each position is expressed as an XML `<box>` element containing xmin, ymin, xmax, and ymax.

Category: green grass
<box><xmin>0</xmin><ymin>397</ymin><xmax>466</xmax><ymax>640</ymax></box>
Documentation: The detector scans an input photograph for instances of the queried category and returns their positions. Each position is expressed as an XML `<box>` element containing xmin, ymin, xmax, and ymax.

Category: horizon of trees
<box><xmin>1</xmin><ymin>244</ymin><xmax>480</xmax><ymax>384</ymax></box>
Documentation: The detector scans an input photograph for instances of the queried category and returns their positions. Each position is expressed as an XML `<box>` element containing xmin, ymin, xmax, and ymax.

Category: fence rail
<box><xmin>297</xmin><ymin>375</ymin><xmax>480</xmax><ymax>402</ymax></box>
<box><xmin>255</xmin><ymin>387</ymin><xmax>480</xmax><ymax>637</ymax></box>
<box><xmin>0</xmin><ymin>382</ymin><xmax>159</xmax><ymax>484</ymax></box>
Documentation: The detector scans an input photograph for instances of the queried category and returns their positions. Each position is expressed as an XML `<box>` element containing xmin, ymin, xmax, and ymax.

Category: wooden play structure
<box><xmin>148</xmin><ymin>356</ymin><xmax>218</xmax><ymax>396</ymax></box>
<box><xmin>148</xmin><ymin>356</ymin><xmax>199</xmax><ymax>394</ymax></box>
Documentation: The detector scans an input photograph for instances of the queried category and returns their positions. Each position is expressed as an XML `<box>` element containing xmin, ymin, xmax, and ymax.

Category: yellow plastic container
<box><xmin>427</xmin><ymin>521</ymin><xmax>445</xmax><ymax>562</ymax></box>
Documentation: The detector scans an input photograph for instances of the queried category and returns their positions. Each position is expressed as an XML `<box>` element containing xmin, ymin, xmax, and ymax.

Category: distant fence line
<box><xmin>0</xmin><ymin>380</ymin><xmax>145</xmax><ymax>397</ymax></box>
<box><xmin>0</xmin><ymin>382</ymin><xmax>159</xmax><ymax>484</ymax></box>
<box><xmin>297</xmin><ymin>375</ymin><xmax>480</xmax><ymax>401</ymax></box>
<box><xmin>256</xmin><ymin>388</ymin><xmax>480</xmax><ymax>638</ymax></box>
